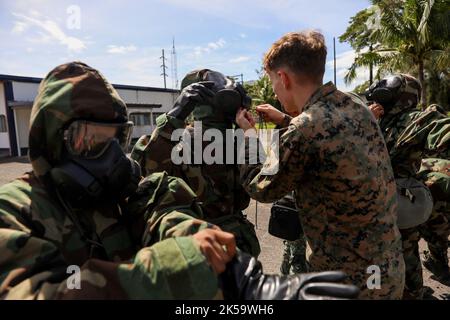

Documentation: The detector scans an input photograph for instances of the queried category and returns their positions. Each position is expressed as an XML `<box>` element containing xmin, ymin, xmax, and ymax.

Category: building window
<box><xmin>152</xmin><ymin>113</ymin><xmax>164</xmax><ymax>125</ymax></box>
<box><xmin>129</xmin><ymin>113</ymin><xmax>151</xmax><ymax>126</ymax></box>
<box><xmin>0</xmin><ymin>115</ymin><xmax>7</xmax><ymax>132</ymax></box>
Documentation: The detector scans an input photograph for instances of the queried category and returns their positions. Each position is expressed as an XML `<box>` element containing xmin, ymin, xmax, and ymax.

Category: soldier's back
<box><xmin>293</xmin><ymin>86</ymin><xmax>404</xmax><ymax>299</ymax></box>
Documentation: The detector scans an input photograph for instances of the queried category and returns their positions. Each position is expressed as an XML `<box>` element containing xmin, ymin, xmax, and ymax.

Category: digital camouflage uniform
<box><xmin>0</xmin><ymin>62</ymin><xmax>221</xmax><ymax>299</ymax></box>
<box><xmin>240</xmin><ymin>82</ymin><xmax>405</xmax><ymax>299</ymax></box>
<box><xmin>280</xmin><ymin>91</ymin><xmax>368</xmax><ymax>276</ymax></box>
<box><xmin>131</xmin><ymin>74</ymin><xmax>260</xmax><ymax>257</ymax></box>
<box><xmin>375</xmin><ymin>76</ymin><xmax>450</xmax><ymax>299</ymax></box>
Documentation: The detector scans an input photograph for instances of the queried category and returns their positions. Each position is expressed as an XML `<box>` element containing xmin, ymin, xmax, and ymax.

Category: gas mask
<box><xmin>183</xmin><ymin>69</ymin><xmax>252</xmax><ymax>125</ymax></box>
<box><xmin>365</xmin><ymin>75</ymin><xmax>403</xmax><ymax>110</ymax></box>
<box><xmin>50</xmin><ymin>120</ymin><xmax>141</xmax><ymax>208</ymax></box>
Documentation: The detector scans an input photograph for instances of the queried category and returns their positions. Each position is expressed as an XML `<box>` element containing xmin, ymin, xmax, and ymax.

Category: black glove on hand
<box><xmin>167</xmin><ymin>81</ymin><xmax>215</xmax><ymax>120</ymax></box>
<box><xmin>219</xmin><ymin>251</ymin><xmax>360</xmax><ymax>300</ymax></box>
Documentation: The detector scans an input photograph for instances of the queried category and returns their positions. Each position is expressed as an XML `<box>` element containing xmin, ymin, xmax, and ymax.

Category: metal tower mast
<box><xmin>160</xmin><ymin>49</ymin><xmax>168</xmax><ymax>89</ymax></box>
<box><xmin>171</xmin><ymin>38</ymin><xmax>179</xmax><ymax>90</ymax></box>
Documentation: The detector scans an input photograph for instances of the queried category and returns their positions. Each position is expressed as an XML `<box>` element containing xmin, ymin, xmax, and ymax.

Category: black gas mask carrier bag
<box><xmin>268</xmin><ymin>194</ymin><xmax>302</xmax><ymax>241</ymax></box>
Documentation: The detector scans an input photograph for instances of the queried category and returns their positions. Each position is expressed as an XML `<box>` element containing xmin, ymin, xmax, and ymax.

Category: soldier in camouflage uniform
<box><xmin>367</xmin><ymin>74</ymin><xmax>450</xmax><ymax>298</ymax></box>
<box><xmin>417</xmin><ymin>158</ymin><xmax>450</xmax><ymax>279</ymax></box>
<box><xmin>281</xmin><ymin>239</ymin><xmax>308</xmax><ymax>275</ymax></box>
<box><xmin>131</xmin><ymin>69</ymin><xmax>260</xmax><ymax>257</ymax></box>
<box><xmin>0</xmin><ymin>62</ymin><xmax>359</xmax><ymax>300</ymax></box>
<box><xmin>0</xmin><ymin>62</ymin><xmax>230</xmax><ymax>299</ymax></box>
<box><xmin>236</xmin><ymin>31</ymin><xmax>405</xmax><ymax>299</ymax></box>
<box><xmin>276</xmin><ymin>65</ymin><xmax>381</xmax><ymax>279</ymax></box>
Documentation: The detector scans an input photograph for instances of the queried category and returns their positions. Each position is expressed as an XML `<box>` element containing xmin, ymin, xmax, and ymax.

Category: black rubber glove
<box><xmin>219</xmin><ymin>251</ymin><xmax>360</xmax><ymax>300</ymax></box>
<box><xmin>167</xmin><ymin>81</ymin><xmax>215</xmax><ymax>120</ymax></box>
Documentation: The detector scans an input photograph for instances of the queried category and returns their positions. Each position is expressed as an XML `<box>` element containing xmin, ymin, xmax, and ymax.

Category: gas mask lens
<box><xmin>385</xmin><ymin>76</ymin><xmax>402</xmax><ymax>89</ymax></box>
<box><xmin>64</xmin><ymin>120</ymin><xmax>133</xmax><ymax>159</ymax></box>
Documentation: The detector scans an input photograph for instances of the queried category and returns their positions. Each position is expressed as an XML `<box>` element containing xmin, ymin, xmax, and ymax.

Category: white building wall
<box><xmin>116</xmin><ymin>88</ymin><xmax>177</xmax><ymax>112</ymax></box>
<box><xmin>3</xmin><ymin>80</ymin><xmax>178</xmax><ymax>155</ymax></box>
<box><xmin>0</xmin><ymin>83</ymin><xmax>10</xmax><ymax>150</ymax></box>
<box><xmin>117</xmin><ymin>89</ymin><xmax>178</xmax><ymax>139</ymax></box>
<box><xmin>12</xmin><ymin>82</ymin><xmax>40</xmax><ymax>102</ymax></box>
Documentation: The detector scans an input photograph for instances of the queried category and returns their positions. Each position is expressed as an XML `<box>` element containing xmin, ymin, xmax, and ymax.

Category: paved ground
<box><xmin>0</xmin><ymin>156</ymin><xmax>449</xmax><ymax>299</ymax></box>
<box><xmin>0</xmin><ymin>156</ymin><xmax>32</xmax><ymax>185</ymax></box>
<box><xmin>244</xmin><ymin>200</ymin><xmax>450</xmax><ymax>300</ymax></box>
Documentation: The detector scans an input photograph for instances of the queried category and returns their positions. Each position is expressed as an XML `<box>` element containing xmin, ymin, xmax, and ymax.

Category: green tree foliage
<box><xmin>244</xmin><ymin>69</ymin><xmax>280</xmax><ymax>110</ymax></box>
<box><xmin>340</xmin><ymin>0</ymin><xmax>450</xmax><ymax>109</ymax></box>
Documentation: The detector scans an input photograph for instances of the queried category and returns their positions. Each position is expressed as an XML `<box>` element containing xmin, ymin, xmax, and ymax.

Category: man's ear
<box><xmin>278</xmin><ymin>70</ymin><xmax>290</xmax><ymax>90</ymax></box>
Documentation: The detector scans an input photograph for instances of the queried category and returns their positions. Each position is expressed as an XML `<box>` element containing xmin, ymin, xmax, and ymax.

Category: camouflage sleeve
<box><xmin>131</xmin><ymin>113</ymin><xmax>186</xmax><ymax>177</ymax></box>
<box><xmin>239</xmin><ymin>120</ymin><xmax>313</xmax><ymax>203</ymax></box>
<box><xmin>125</xmin><ymin>171</ymin><xmax>215</xmax><ymax>247</ymax></box>
<box><xmin>417</xmin><ymin>158</ymin><xmax>450</xmax><ymax>201</ymax></box>
<box><xmin>279</xmin><ymin>114</ymin><xmax>293</xmax><ymax>128</ymax></box>
<box><xmin>0</xmin><ymin>229</ymin><xmax>218</xmax><ymax>300</ymax></box>
<box><xmin>424</xmin><ymin>118</ymin><xmax>450</xmax><ymax>158</ymax></box>
<box><xmin>0</xmin><ymin>174</ymin><xmax>219</xmax><ymax>299</ymax></box>
<box><xmin>395</xmin><ymin>111</ymin><xmax>450</xmax><ymax>159</ymax></box>
<box><xmin>0</xmin><ymin>229</ymin><xmax>218</xmax><ymax>299</ymax></box>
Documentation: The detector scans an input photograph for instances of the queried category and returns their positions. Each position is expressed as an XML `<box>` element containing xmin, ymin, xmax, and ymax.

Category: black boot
<box><xmin>219</xmin><ymin>251</ymin><xmax>360</xmax><ymax>300</ymax></box>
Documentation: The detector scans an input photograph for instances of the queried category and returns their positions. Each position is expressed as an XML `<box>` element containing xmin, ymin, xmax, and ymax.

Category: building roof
<box><xmin>0</xmin><ymin>74</ymin><xmax>179</xmax><ymax>93</ymax></box>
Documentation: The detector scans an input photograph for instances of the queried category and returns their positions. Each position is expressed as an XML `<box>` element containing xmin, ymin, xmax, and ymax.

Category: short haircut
<box><xmin>263</xmin><ymin>30</ymin><xmax>327</xmax><ymax>84</ymax></box>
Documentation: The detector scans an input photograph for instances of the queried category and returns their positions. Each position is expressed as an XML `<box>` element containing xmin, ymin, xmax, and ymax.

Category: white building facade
<box><xmin>0</xmin><ymin>74</ymin><xmax>179</xmax><ymax>157</ymax></box>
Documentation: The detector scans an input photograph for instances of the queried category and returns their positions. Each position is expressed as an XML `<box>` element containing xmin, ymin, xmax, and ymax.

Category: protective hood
<box><xmin>366</xmin><ymin>74</ymin><xmax>422</xmax><ymax>117</ymax></box>
<box><xmin>28</xmin><ymin>61</ymin><xmax>128</xmax><ymax>180</ymax></box>
<box><xmin>180</xmin><ymin>69</ymin><xmax>251</xmax><ymax>129</ymax></box>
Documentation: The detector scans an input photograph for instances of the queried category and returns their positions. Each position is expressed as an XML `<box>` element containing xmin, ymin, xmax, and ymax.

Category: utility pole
<box><xmin>171</xmin><ymin>38</ymin><xmax>179</xmax><ymax>90</ymax></box>
<box><xmin>333</xmin><ymin>37</ymin><xmax>337</xmax><ymax>86</ymax></box>
<box><xmin>160</xmin><ymin>49</ymin><xmax>168</xmax><ymax>89</ymax></box>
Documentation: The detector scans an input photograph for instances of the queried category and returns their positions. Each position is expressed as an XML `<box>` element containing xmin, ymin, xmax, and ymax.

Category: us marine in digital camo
<box><xmin>236</xmin><ymin>30</ymin><xmax>405</xmax><ymax>299</ymax></box>
<box><xmin>366</xmin><ymin>74</ymin><xmax>450</xmax><ymax>299</ymax></box>
<box><xmin>0</xmin><ymin>61</ymin><xmax>359</xmax><ymax>300</ymax></box>
<box><xmin>131</xmin><ymin>69</ymin><xmax>260</xmax><ymax>257</ymax></box>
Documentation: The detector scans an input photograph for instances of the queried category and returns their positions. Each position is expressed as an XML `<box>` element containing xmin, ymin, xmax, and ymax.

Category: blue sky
<box><xmin>0</xmin><ymin>0</ymin><xmax>370</xmax><ymax>91</ymax></box>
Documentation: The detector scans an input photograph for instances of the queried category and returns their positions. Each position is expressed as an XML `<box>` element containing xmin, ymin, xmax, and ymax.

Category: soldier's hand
<box><xmin>167</xmin><ymin>81</ymin><xmax>216</xmax><ymax>120</ymax></box>
<box><xmin>235</xmin><ymin>108</ymin><xmax>256</xmax><ymax>131</ymax></box>
<box><xmin>193</xmin><ymin>229</ymin><xmax>237</xmax><ymax>274</ymax></box>
<box><xmin>369</xmin><ymin>103</ymin><xmax>384</xmax><ymax>120</ymax></box>
<box><xmin>255</xmin><ymin>104</ymin><xmax>288</xmax><ymax>125</ymax></box>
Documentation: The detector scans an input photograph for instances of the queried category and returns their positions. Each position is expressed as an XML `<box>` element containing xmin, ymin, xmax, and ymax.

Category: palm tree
<box><xmin>340</xmin><ymin>0</ymin><xmax>450</xmax><ymax>107</ymax></box>
<box><xmin>244</xmin><ymin>69</ymin><xmax>280</xmax><ymax>109</ymax></box>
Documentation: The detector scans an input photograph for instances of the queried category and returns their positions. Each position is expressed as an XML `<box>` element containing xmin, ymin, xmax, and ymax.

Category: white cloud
<box><xmin>207</xmin><ymin>38</ymin><xmax>226</xmax><ymax>50</ymax></box>
<box><xmin>229</xmin><ymin>56</ymin><xmax>250</xmax><ymax>63</ymax></box>
<box><xmin>29</xmin><ymin>10</ymin><xmax>41</xmax><ymax>17</ymax></box>
<box><xmin>239</xmin><ymin>33</ymin><xmax>247</xmax><ymax>38</ymax></box>
<box><xmin>12</xmin><ymin>21</ymin><xmax>28</xmax><ymax>34</ymax></box>
<box><xmin>327</xmin><ymin>50</ymin><xmax>356</xmax><ymax>70</ymax></box>
<box><xmin>12</xmin><ymin>12</ymin><xmax>86</xmax><ymax>52</ymax></box>
<box><xmin>193</xmin><ymin>38</ymin><xmax>226</xmax><ymax>56</ymax></box>
<box><xmin>107</xmin><ymin>45</ymin><xmax>137</xmax><ymax>54</ymax></box>
<box><xmin>327</xmin><ymin>50</ymin><xmax>371</xmax><ymax>91</ymax></box>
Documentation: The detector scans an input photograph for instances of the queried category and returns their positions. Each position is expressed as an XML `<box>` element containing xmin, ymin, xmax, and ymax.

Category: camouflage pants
<box><xmin>419</xmin><ymin>201</ymin><xmax>450</xmax><ymax>264</ymax></box>
<box><xmin>400</xmin><ymin>227</ymin><xmax>423</xmax><ymax>299</ymax></box>
<box><xmin>280</xmin><ymin>237</ymin><xmax>307</xmax><ymax>275</ymax></box>
<box><xmin>208</xmin><ymin>213</ymin><xmax>261</xmax><ymax>258</ymax></box>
